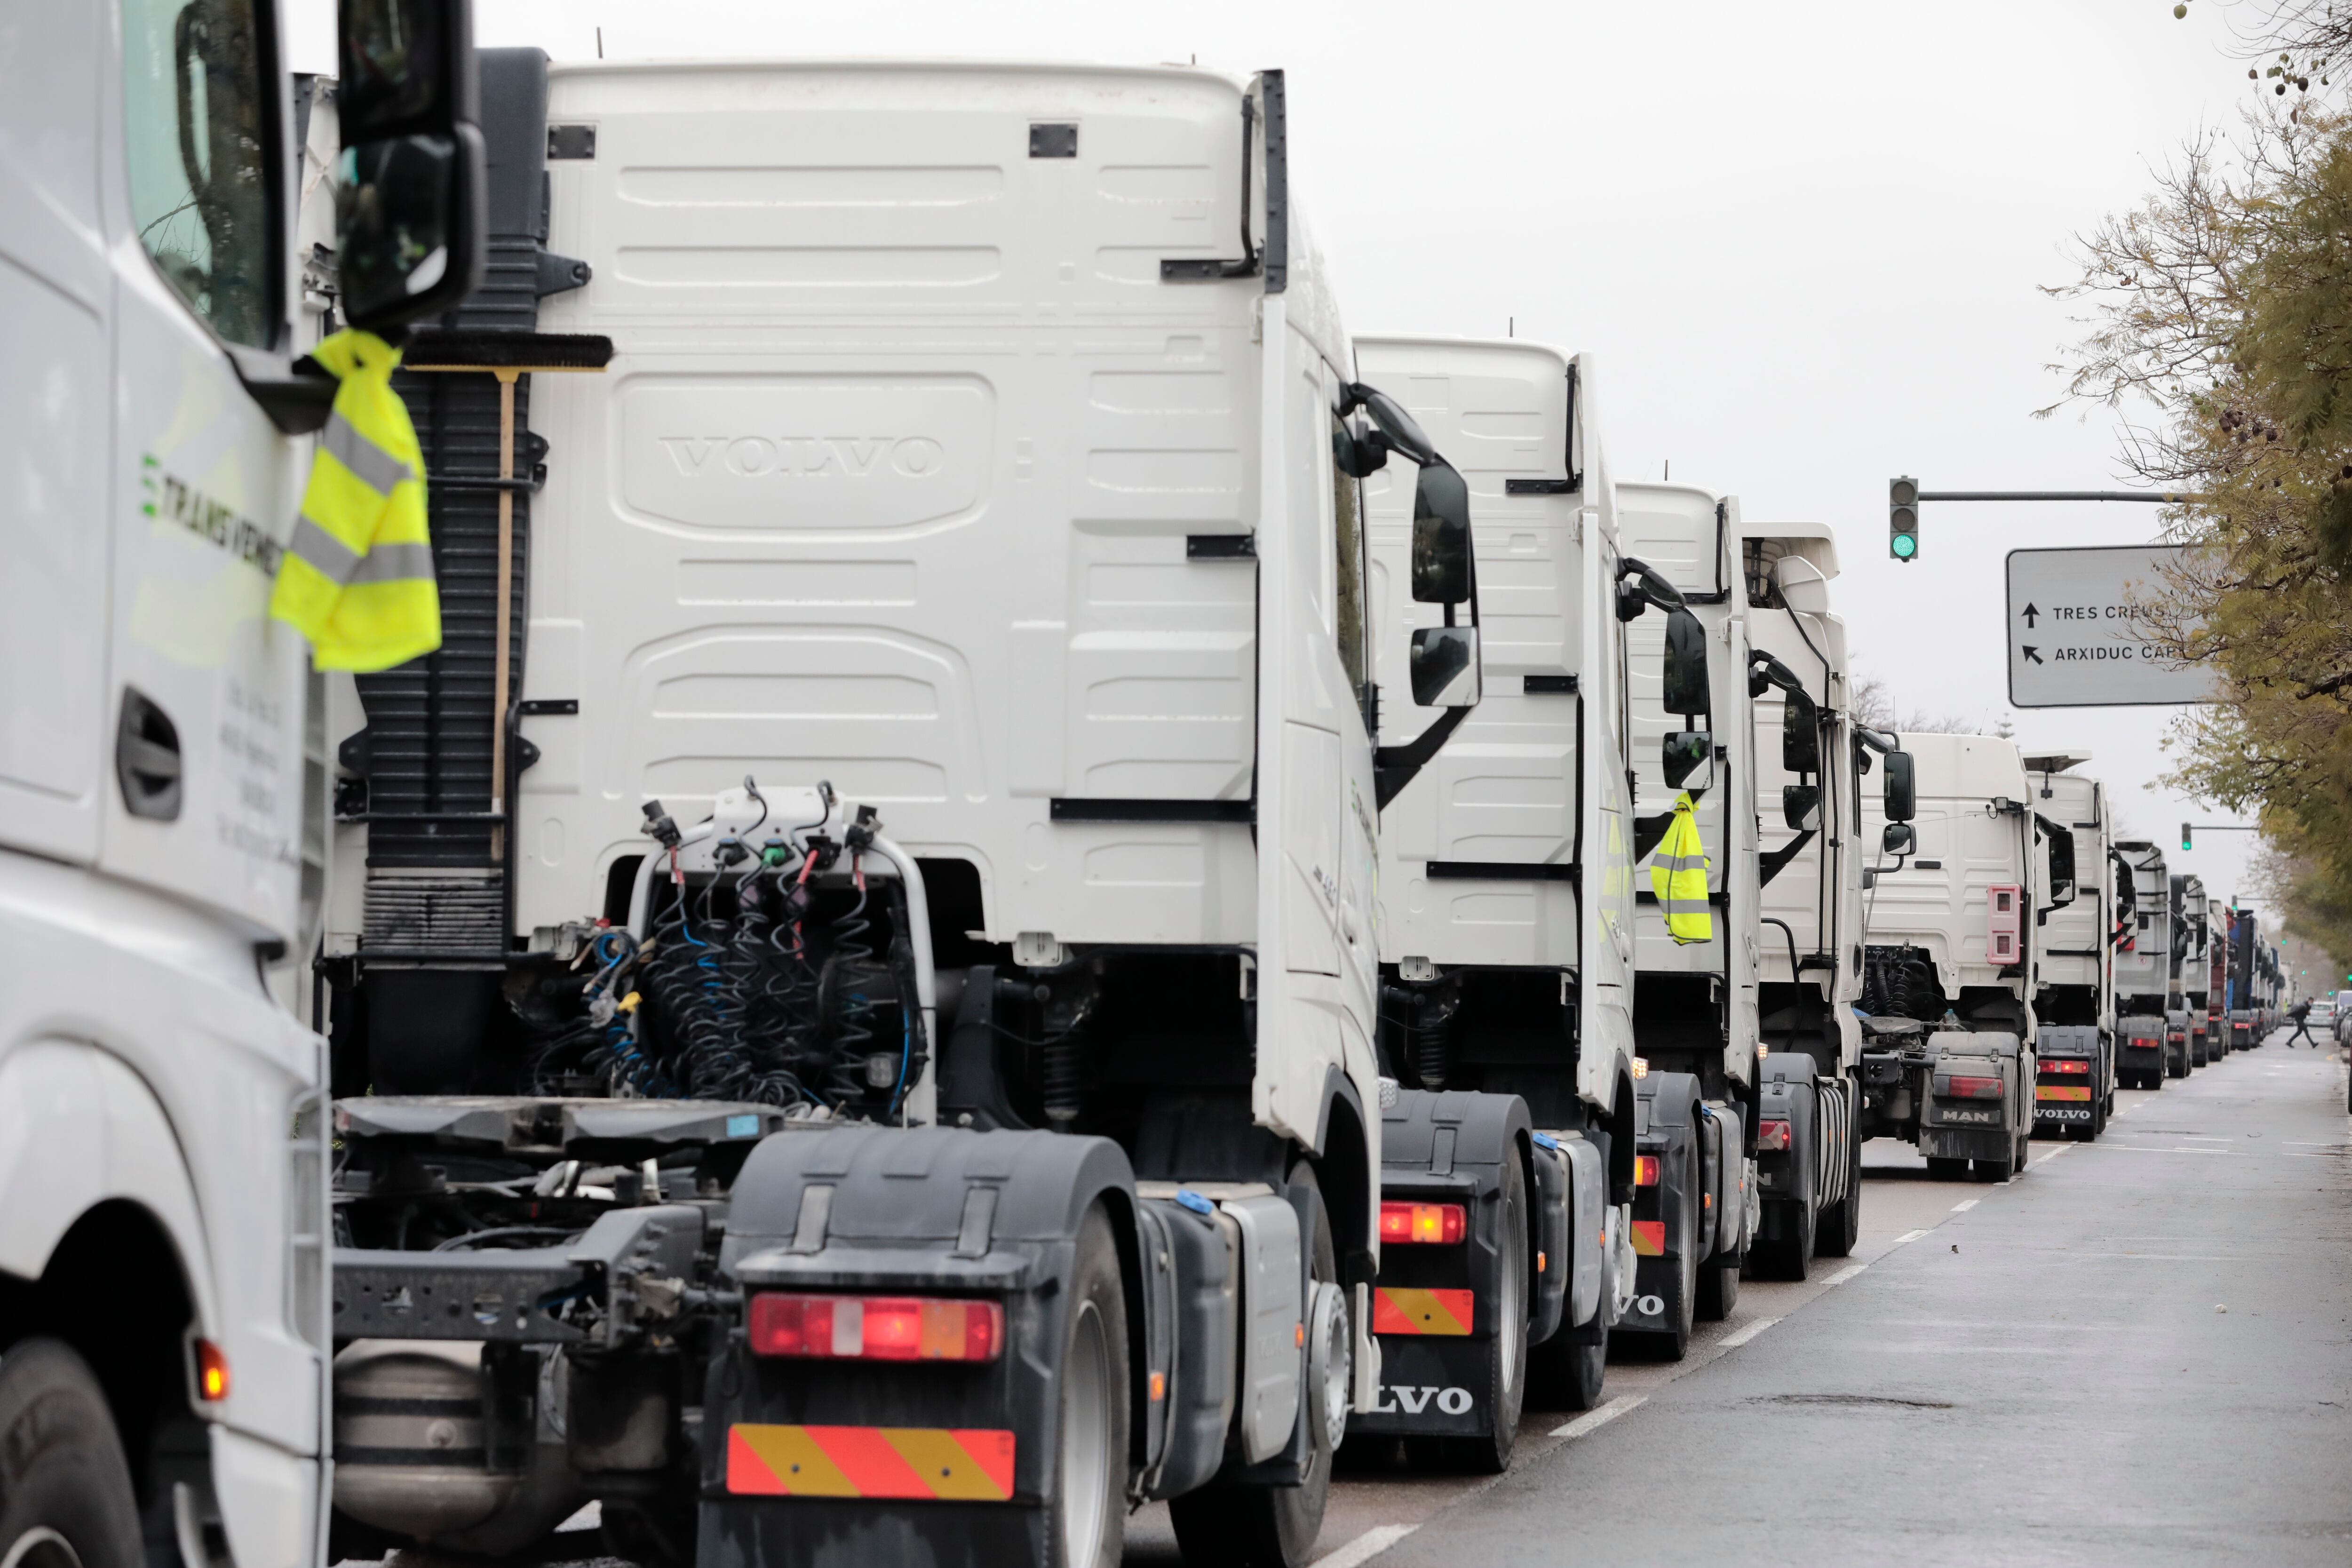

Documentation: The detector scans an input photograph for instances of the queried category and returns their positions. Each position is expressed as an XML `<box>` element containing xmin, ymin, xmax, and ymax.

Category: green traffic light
<box><xmin>1891</xmin><ymin>533</ymin><xmax>1917</xmax><ymax>560</ymax></box>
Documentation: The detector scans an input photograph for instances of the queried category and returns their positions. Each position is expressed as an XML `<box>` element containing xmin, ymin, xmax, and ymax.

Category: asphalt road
<box><xmin>1244</xmin><ymin>1035</ymin><xmax>2352</xmax><ymax>1568</ymax></box>
<box><xmin>1116</xmin><ymin>1034</ymin><xmax>2352</xmax><ymax>1566</ymax></box>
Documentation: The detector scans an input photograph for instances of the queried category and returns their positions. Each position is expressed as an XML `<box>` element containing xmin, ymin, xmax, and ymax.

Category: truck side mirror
<box><xmin>1661</xmin><ymin>606</ymin><xmax>1710</xmax><ymax>717</ymax></box>
<box><xmin>1883</xmin><ymin>821</ymin><xmax>1916</xmax><ymax>856</ymax></box>
<box><xmin>1883</xmin><ymin>749</ymin><xmax>1916</xmax><ymax>823</ymax></box>
<box><xmin>1663</xmin><ymin>731</ymin><xmax>1714</xmax><ymax>790</ymax></box>
<box><xmin>2048</xmin><ymin>826</ymin><xmax>2077</xmax><ymax>905</ymax></box>
<box><xmin>1782</xmin><ymin>688</ymin><xmax>1820</xmax><ymax>774</ymax></box>
<box><xmin>336</xmin><ymin>0</ymin><xmax>488</xmax><ymax>329</ymax></box>
<box><xmin>1783</xmin><ymin>783</ymin><xmax>1821</xmax><ymax>832</ymax></box>
<box><xmin>1410</xmin><ymin>461</ymin><xmax>1473</xmax><ymax>605</ymax></box>
<box><xmin>1409</xmin><ymin>625</ymin><xmax>1481</xmax><ymax>708</ymax></box>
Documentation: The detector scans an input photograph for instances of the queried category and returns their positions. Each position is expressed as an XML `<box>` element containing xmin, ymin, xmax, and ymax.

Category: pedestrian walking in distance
<box><xmin>2286</xmin><ymin>997</ymin><xmax>2319</xmax><ymax>1047</ymax></box>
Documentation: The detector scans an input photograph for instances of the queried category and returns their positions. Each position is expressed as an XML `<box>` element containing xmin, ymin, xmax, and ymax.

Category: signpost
<box><xmin>2004</xmin><ymin>544</ymin><xmax>2217</xmax><ymax>708</ymax></box>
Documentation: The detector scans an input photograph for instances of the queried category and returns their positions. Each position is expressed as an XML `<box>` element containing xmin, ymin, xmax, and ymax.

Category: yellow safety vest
<box><xmin>1650</xmin><ymin>789</ymin><xmax>1714</xmax><ymax>945</ymax></box>
<box><xmin>269</xmin><ymin>328</ymin><xmax>441</xmax><ymax>671</ymax></box>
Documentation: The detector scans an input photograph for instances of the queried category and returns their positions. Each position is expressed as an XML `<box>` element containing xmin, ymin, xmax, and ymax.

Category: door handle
<box><xmin>116</xmin><ymin>687</ymin><xmax>183</xmax><ymax>821</ymax></box>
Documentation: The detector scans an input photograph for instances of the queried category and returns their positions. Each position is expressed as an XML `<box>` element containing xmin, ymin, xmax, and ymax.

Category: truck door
<box><xmin>100</xmin><ymin>0</ymin><xmax>308</xmax><ymax>939</ymax></box>
<box><xmin>0</xmin><ymin>2</ymin><xmax>111</xmax><ymax>864</ymax></box>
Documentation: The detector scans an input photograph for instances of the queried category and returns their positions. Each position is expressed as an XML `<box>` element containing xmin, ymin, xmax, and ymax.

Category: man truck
<box><xmin>1858</xmin><ymin>735</ymin><xmax>2058</xmax><ymax>1181</ymax></box>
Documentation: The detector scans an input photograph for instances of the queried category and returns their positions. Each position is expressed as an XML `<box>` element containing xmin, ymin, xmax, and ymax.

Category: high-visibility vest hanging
<box><xmin>1650</xmin><ymin>789</ymin><xmax>1714</xmax><ymax>945</ymax></box>
<box><xmin>269</xmin><ymin>328</ymin><xmax>441</xmax><ymax>671</ymax></box>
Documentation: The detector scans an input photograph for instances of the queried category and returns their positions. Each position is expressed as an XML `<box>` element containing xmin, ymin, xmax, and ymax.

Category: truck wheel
<box><xmin>1814</xmin><ymin>1117</ymin><xmax>1862</xmax><ymax>1260</ymax></box>
<box><xmin>1055</xmin><ymin>1204</ymin><xmax>1129</xmax><ymax>1568</ymax></box>
<box><xmin>0</xmin><ymin>1340</ymin><xmax>145</xmax><ymax>1568</ymax></box>
<box><xmin>1751</xmin><ymin>1199</ymin><xmax>1812</xmax><ymax>1282</ymax></box>
<box><xmin>1525</xmin><ymin>1336</ymin><xmax>1605</xmax><ymax>1413</ymax></box>
<box><xmin>1925</xmin><ymin>1157</ymin><xmax>1969</xmax><ymax>1181</ymax></box>
<box><xmin>1694</xmin><ymin>1260</ymin><xmax>1740</xmax><ymax>1321</ymax></box>
<box><xmin>1972</xmin><ymin>1141</ymin><xmax>2014</xmax><ymax>1183</ymax></box>
<box><xmin>1427</xmin><ymin>1154</ymin><xmax>1530</xmax><ymax>1474</ymax></box>
<box><xmin>1168</xmin><ymin>1168</ymin><xmax>1337</xmax><ymax>1568</ymax></box>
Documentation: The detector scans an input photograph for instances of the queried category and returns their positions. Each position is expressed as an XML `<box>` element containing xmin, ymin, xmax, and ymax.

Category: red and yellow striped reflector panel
<box><xmin>1630</xmin><ymin>1220</ymin><xmax>1666</xmax><ymax>1256</ymax></box>
<box><xmin>1371</xmin><ymin>1287</ymin><xmax>1473</xmax><ymax>1336</ymax></box>
<box><xmin>726</xmin><ymin>1423</ymin><xmax>1016</xmax><ymax>1501</ymax></box>
<box><xmin>2035</xmin><ymin>1084</ymin><xmax>2091</xmax><ymax>1102</ymax></box>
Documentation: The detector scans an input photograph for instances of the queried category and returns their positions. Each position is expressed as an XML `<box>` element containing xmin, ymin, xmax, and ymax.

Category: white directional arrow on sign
<box><xmin>2004</xmin><ymin>544</ymin><xmax>2217</xmax><ymax>708</ymax></box>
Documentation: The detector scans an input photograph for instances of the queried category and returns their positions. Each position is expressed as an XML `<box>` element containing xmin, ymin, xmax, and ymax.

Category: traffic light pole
<box><xmin>2181</xmin><ymin>823</ymin><xmax>2261</xmax><ymax>852</ymax></box>
<box><xmin>1888</xmin><ymin>480</ymin><xmax>2192</xmax><ymax>562</ymax></box>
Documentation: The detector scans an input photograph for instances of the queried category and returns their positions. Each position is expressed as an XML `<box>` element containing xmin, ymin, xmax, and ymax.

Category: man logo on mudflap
<box><xmin>1368</xmin><ymin>1385</ymin><xmax>1474</xmax><ymax>1416</ymax></box>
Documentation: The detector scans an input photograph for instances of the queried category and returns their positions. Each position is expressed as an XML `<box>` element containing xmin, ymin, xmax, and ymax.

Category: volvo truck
<box><xmin>1858</xmin><ymin>735</ymin><xmax>2052</xmax><ymax>1181</ymax></box>
<box><xmin>2021</xmin><ymin>754</ymin><xmax>2114</xmax><ymax>1138</ymax></box>
<box><xmin>1744</xmin><ymin>523</ymin><xmax>1870</xmax><ymax>1266</ymax></box>
<box><xmin>2113</xmin><ymin>843</ymin><xmax>2175</xmax><ymax>1086</ymax></box>
<box><xmin>316</xmin><ymin>56</ymin><xmax>1502</xmax><ymax>1568</ymax></box>
<box><xmin>0</xmin><ymin>8</ymin><xmax>485</xmax><ymax>1568</ymax></box>
<box><xmin>1354</xmin><ymin>337</ymin><xmax>1661</xmax><ymax>1461</ymax></box>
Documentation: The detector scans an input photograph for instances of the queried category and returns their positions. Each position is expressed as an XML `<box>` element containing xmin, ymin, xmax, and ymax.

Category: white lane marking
<box><xmin>555</xmin><ymin>1502</ymin><xmax>602</xmax><ymax>1533</ymax></box>
<box><xmin>1822</xmin><ymin>1263</ymin><xmax>1868</xmax><ymax>1285</ymax></box>
<box><xmin>2101</xmin><ymin>1144</ymin><xmax>2231</xmax><ymax>1154</ymax></box>
<box><xmin>1718</xmin><ymin>1315</ymin><xmax>1783</xmax><ymax>1348</ymax></box>
<box><xmin>1951</xmin><ymin>1199</ymin><xmax>1980</xmax><ymax>1212</ymax></box>
<box><xmin>1313</xmin><ymin>1524</ymin><xmax>1418</xmax><ymax>1568</ymax></box>
<box><xmin>2179</xmin><ymin>1136</ymin><xmax>2231</xmax><ymax>1142</ymax></box>
<box><xmin>1550</xmin><ymin>1393</ymin><xmax>1646</xmax><ymax>1440</ymax></box>
<box><xmin>2285</xmin><ymin>1140</ymin><xmax>2346</xmax><ymax>1147</ymax></box>
<box><xmin>1890</xmin><ymin>1228</ymin><xmax>1930</xmax><ymax>1246</ymax></box>
<box><xmin>2034</xmin><ymin>1143</ymin><xmax>2075</xmax><ymax>1164</ymax></box>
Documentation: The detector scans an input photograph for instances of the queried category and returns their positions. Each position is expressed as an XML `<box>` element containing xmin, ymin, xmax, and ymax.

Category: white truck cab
<box><xmin>1</xmin><ymin>6</ymin><xmax>484</xmax><ymax>1568</ymax></box>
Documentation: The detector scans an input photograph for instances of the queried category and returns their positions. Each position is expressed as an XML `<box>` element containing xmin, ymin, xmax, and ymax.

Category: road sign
<box><xmin>2004</xmin><ymin>544</ymin><xmax>2217</xmax><ymax>708</ymax></box>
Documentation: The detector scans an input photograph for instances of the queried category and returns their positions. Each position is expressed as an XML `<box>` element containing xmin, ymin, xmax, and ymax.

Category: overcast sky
<box><xmin>293</xmin><ymin>0</ymin><xmax>2284</xmax><ymax>910</ymax></box>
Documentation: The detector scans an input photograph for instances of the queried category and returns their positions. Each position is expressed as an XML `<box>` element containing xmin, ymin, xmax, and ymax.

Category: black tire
<box><xmin>1632</xmin><ymin>1155</ymin><xmax>1699</xmax><ymax>1358</ymax></box>
<box><xmin>1169</xmin><ymin>1168</ymin><xmax>1338</xmax><ymax>1568</ymax></box>
<box><xmin>1814</xmin><ymin>1113</ymin><xmax>1862</xmax><ymax>1260</ymax></box>
<box><xmin>1694</xmin><ymin>1260</ymin><xmax>1740</xmax><ymax>1321</ymax></box>
<box><xmin>1750</xmin><ymin>1197</ymin><xmax>1813</xmax><ymax>1283</ymax></box>
<box><xmin>2166</xmin><ymin>1049</ymin><xmax>2188</xmax><ymax>1080</ymax></box>
<box><xmin>1054</xmin><ymin>1204</ymin><xmax>1130</xmax><ymax>1568</ymax></box>
<box><xmin>1925</xmin><ymin>1156</ymin><xmax>1970</xmax><ymax>1181</ymax></box>
<box><xmin>1455</xmin><ymin>1155</ymin><xmax>1531</xmax><ymax>1473</ymax></box>
<box><xmin>601</xmin><ymin>1499</ymin><xmax>697</xmax><ymax>1568</ymax></box>
<box><xmin>1525</xmin><ymin>1334</ymin><xmax>1605</xmax><ymax>1412</ymax></box>
<box><xmin>0</xmin><ymin>1340</ymin><xmax>145</xmax><ymax>1568</ymax></box>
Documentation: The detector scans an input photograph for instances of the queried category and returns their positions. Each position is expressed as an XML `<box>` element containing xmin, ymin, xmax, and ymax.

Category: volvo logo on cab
<box><xmin>657</xmin><ymin>435</ymin><xmax>946</xmax><ymax>479</ymax></box>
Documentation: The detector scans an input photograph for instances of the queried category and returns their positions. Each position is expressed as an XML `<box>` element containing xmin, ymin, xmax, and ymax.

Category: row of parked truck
<box><xmin>0</xmin><ymin>10</ymin><xmax>2293</xmax><ymax>1568</ymax></box>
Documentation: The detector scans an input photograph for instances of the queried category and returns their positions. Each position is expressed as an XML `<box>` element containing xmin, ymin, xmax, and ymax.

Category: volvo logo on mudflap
<box><xmin>1368</xmin><ymin>1385</ymin><xmax>1473</xmax><ymax>1416</ymax></box>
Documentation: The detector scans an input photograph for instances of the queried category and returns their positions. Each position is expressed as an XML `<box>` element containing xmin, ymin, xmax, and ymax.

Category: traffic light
<box><xmin>1890</xmin><ymin>477</ymin><xmax>1920</xmax><ymax>561</ymax></box>
<box><xmin>2181</xmin><ymin>822</ymin><xmax>2193</xmax><ymax>851</ymax></box>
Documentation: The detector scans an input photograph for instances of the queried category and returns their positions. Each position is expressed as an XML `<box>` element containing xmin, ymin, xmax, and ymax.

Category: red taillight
<box><xmin>747</xmin><ymin>1294</ymin><xmax>1004</xmax><ymax>1363</ymax></box>
<box><xmin>194</xmin><ymin>1339</ymin><xmax>230</xmax><ymax>1402</ymax></box>
<box><xmin>1378</xmin><ymin>1202</ymin><xmax>1467</xmax><ymax>1245</ymax></box>
<box><xmin>1633</xmin><ymin>1154</ymin><xmax>1661</xmax><ymax>1187</ymax></box>
<box><xmin>2042</xmin><ymin>1059</ymin><xmax>2090</xmax><ymax>1075</ymax></box>
<box><xmin>1943</xmin><ymin>1075</ymin><xmax>2003</xmax><ymax>1099</ymax></box>
<box><xmin>1755</xmin><ymin>1119</ymin><xmax>1792</xmax><ymax>1153</ymax></box>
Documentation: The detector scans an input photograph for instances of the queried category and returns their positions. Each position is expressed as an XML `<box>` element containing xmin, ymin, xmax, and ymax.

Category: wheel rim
<box><xmin>1497</xmin><ymin>1220</ymin><xmax>1523</xmax><ymax>1382</ymax></box>
<box><xmin>2</xmin><ymin>1530</ymin><xmax>86</xmax><ymax>1568</ymax></box>
<box><xmin>1059</xmin><ymin>1301</ymin><xmax>1112</xmax><ymax>1568</ymax></box>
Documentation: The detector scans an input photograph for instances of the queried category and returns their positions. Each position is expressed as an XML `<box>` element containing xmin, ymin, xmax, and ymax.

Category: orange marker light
<box><xmin>1634</xmin><ymin>1154</ymin><xmax>1661</xmax><ymax>1187</ymax></box>
<box><xmin>195</xmin><ymin>1338</ymin><xmax>230</xmax><ymax>1402</ymax></box>
<box><xmin>1378</xmin><ymin>1201</ymin><xmax>1467</xmax><ymax>1245</ymax></box>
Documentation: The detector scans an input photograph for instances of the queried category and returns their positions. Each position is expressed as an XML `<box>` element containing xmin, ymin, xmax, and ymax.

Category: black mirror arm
<box><xmin>1759</xmin><ymin>829</ymin><xmax>1817</xmax><ymax>889</ymax></box>
<box><xmin>1854</xmin><ymin>726</ymin><xmax>1900</xmax><ymax>756</ymax></box>
<box><xmin>226</xmin><ymin>345</ymin><xmax>336</xmax><ymax>435</ymax></box>
<box><xmin>1373</xmin><ymin>705</ymin><xmax>1474</xmax><ymax>811</ymax></box>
